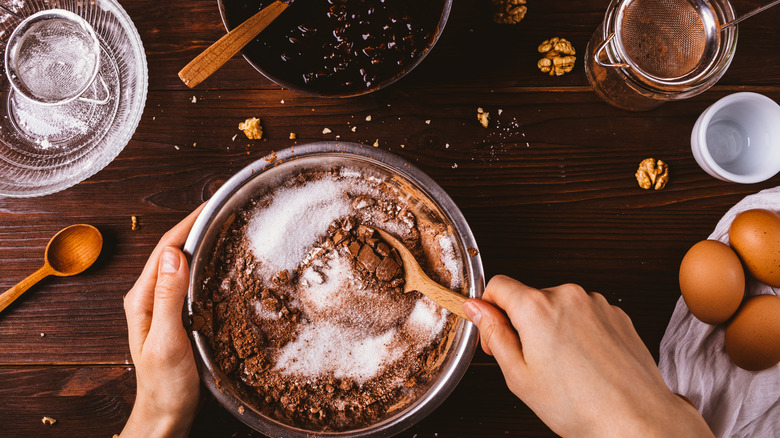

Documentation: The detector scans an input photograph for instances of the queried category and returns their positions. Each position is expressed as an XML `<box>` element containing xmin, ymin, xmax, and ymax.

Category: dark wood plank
<box><xmin>0</xmin><ymin>364</ymin><xmax>554</xmax><ymax>437</ymax></box>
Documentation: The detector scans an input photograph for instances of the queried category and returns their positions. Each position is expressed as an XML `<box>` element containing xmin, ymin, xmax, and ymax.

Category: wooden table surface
<box><xmin>1</xmin><ymin>0</ymin><xmax>779</xmax><ymax>436</ymax></box>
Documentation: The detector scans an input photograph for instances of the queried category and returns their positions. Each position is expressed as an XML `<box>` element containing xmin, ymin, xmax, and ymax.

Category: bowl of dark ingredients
<box><xmin>218</xmin><ymin>0</ymin><xmax>452</xmax><ymax>97</ymax></box>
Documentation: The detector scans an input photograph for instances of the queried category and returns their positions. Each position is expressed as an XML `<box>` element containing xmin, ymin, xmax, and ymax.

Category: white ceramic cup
<box><xmin>691</xmin><ymin>92</ymin><xmax>780</xmax><ymax>183</ymax></box>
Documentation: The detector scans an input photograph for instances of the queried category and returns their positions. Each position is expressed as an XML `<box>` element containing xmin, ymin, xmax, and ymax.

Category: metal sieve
<box><xmin>4</xmin><ymin>9</ymin><xmax>108</xmax><ymax>105</ymax></box>
<box><xmin>586</xmin><ymin>0</ymin><xmax>732</xmax><ymax>110</ymax></box>
<box><xmin>596</xmin><ymin>0</ymin><xmax>780</xmax><ymax>86</ymax></box>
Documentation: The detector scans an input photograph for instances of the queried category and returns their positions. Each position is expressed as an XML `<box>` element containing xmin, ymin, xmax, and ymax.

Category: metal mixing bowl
<box><xmin>184</xmin><ymin>141</ymin><xmax>483</xmax><ymax>437</ymax></box>
<box><xmin>217</xmin><ymin>0</ymin><xmax>453</xmax><ymax>97</ymax></box>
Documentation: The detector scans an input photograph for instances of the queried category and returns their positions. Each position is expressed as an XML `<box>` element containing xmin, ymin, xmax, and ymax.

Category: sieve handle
<box><xmin>78</xmin><ymin>73</ymin><xmax>110</xmax><ymax>105</ymax></box>
<box><xmin>594</xmin><ymin>33</ymin><xmax>630</xmax><ymax>69</ymax></box>
<box><xmin>721</xmin><ymin>0</ymin><xmax>780</xmax><ymax>29</ymax></box>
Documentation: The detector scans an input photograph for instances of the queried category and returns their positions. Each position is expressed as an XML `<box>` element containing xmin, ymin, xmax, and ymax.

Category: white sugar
<box><xmin>298</xmin><ymin>251</ymin><xmax>355</xmax><ymax>313</ymax></box>
<box><xmin>373</xmin><ymin>220</ymin><xmax>414</xmax><ymax>241</ymax></box>
<box><xmin>252</xmin><ymin>300</ymin><xmax>282</xmax><ymax>320</ymax></box>
<box><xmin>246</xmin><ymin>178</ymin><xmax>352</xmax><ymax>279</ymax></box>
<box><xmin>437</xmin><ymin>235</ymin><xmax>463</xmax><ymax>289</ymax></box>
<box><xmin>408</xmin><ymin>298</ymin><xmax>448</xmax><ymax>343</ymax></box>
<box><xmin>245</xmin><ymin>174</ymin><xmax>383</xmax><ymax>280</ymax></box>
<box><xmin>274</xmin><ymin>322</ymin><xmax>401</xmax><ymax>383</ymax></box>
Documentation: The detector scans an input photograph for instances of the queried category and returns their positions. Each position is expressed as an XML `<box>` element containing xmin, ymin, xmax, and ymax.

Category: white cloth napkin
<box><xmin>659</xmin><ymin>186</ymin><xmax>780</xmax><ymax>438</ymax></box>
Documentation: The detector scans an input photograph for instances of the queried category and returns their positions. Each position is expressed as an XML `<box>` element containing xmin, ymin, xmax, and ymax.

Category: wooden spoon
<box><xmin>371</xmin><ymin>227</ymin><xmax>468</xmax><ymax>319</ymax></box>
<box><xmin>0</xmin><ymin>224</ymin><xmax>103</xmax><ymax>314</ymax></box>
<box><xmin>178</xmin><ymin>0</ymin><xmax>290</xmax><ymax>88</ymax></box>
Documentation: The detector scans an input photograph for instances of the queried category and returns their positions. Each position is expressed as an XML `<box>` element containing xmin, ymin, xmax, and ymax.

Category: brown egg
<box><xmin>729</xmin><ymin>209</ymin><xmax>780</xmax><ymax>287</ymax></box>
<box><xmin>725</xmin><ymin>294</ymin><xmax>780</xmax><ymax>371</ymax></box>
<box><xmin>679</xmin><ymin>240</ymin><xmax>745</xmax><ymax>324</ymax></box>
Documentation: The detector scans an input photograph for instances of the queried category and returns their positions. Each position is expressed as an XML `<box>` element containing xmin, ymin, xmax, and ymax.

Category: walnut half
<box><xmin>537</xmin><ymin>37</ymin><xmax>576</xmax><ymax>76</ymax></box>
<box><xmin>636</xmin><ymin>158</ymin><xmax>669</xmax><ymax>190</ymax></box>
<box><xmin>492</xmin><ymin>0</ymin><xmax>527</xmax><ymax>24</ymax></box>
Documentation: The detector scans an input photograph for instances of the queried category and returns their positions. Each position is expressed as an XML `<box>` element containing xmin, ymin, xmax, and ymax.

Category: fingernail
<box><xmin>463</xmin><ymin>301</ymin><xmax>481</xmax><ymax>326</ymax></box>
<box><xmin>160</xmin><ymin>247</ymin><xmax>180</xmax><ymax>274</ymax></box>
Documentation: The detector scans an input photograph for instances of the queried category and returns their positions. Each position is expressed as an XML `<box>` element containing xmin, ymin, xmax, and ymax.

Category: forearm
<box><xmin>594</xmin><ymin>390</ymin><xmax>713</xmax><ymax>438</ymax></box>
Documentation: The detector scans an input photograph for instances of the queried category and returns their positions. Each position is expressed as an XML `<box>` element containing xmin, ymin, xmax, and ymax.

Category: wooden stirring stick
<box><xmin>178</xmin><ymin>0</ymin><xmax>289</xmax><ymax>88</ymax></box>
<box><xmin>370</xmin><ymin>227</ymin><xmax>469</xmax><ymax>320</ymax></box>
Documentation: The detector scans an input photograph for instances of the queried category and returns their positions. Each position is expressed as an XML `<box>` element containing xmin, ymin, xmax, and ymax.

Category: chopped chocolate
<box><xmin>347</xmin><ymin>241</ymin><xmax>361</xmax><ymax>257</ymax></box>
<box><xmin>375</xmin><ymin>256</ymin><xmax>401</xmax><ymax>282</ymax></box>
<box><xmin>357</xmin><ymin>245</ymin><xmax>382</xmax><ymax>272</ymax></box>
<box><xmin>332</xmin><ymin>231</ymin><xmax>347</xmax><ymax>245</ymax></box>
<box><xmin>226</xmin><ymin>0</ymin><xmax>447</xmax><ymax>95</ymax></box>
<box><xmin>356</xmin><ymin>224</ymin><xmax>375</xmax><ymax>241</ymax></box>
<box><xmin>375</xmin><ymin>242</ymin><xmax>391</xmax><ymax>257</ymax></box>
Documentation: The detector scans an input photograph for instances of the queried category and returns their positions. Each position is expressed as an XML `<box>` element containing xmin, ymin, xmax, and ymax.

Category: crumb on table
<box><xmin>239</xmin><ymin>117</ymin><xmax>263</xmax><ymax>140</ymax></box>
<box><xmin>477</xmin><ymin>108</ymin><xmax>490</xmax><ymax>128</ymax></box>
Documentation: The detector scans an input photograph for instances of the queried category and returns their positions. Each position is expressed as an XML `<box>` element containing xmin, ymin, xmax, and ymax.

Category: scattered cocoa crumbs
<box><xmin>191</xmin><ymin>314</ymin><xmax>206</xmax><ymax>331</ymax></box>
<box><xmin>238</xmin><ymin>406</ymin><xmax>245</xmax><ymax>415</ymax></box>
<box><xmin>131</xmin><ymin>216</ymin><xmax>139</xmax><ymax>231</ymax></box>
<box><xmin>265</xmin><ymin>151</ymin><xmax>277</xmax><ymax>163</ymax></box>
<box><xmin>467</xmin><ymin>247</ymin><xmax>479</xmax><ymax>257</ymax></box>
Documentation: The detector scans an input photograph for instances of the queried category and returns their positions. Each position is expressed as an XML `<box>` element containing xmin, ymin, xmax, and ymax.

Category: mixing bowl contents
<box><xmin>224</xmin><ymin>0</ymin><xmax>448</xmax><ymax>95</ymax></box>
<box><xmin>194</xmin><ymin>166</ymin><xmax>465</xmax><ymax>430</ymax></box>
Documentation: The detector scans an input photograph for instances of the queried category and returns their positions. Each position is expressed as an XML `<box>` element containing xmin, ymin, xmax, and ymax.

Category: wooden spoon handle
<box><xmin>178</xmin><ymin>0</ymin><xmax>289</xmax><ymax>88</ymax></box>
<box><xmin>0</xmin><ymin>265</ymin><xmax>54</xmax><ymax>314</ymax></box>
<box><xmin>427</xmin><ymin>280</ymin><xmax>469</xmax><ymax>320</ymax></box>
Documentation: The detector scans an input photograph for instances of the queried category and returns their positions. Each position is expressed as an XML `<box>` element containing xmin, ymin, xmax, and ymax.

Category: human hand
<box><xmin>121</xmin><ymin>206</ymin><xmax>204</xmax><ymax>438</ymax></box>
<box><xmin>463</xmin><ymin>275</ymin><xmax>713</xmax><ymax>438</ymax></box>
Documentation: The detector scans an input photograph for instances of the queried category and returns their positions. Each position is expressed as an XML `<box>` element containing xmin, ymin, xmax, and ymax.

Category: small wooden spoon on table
<box><xmin>371</xmin><ymin>227</ymin><xmax>468</xmax><ymax>320</ymax></box>
<box><xmin>0</xmin><ymin>224</ymin><xmax>103</xmax><ymax>314</ymax></box>
<box><xmin>178</xmin><ymin>0</ymin><xmax>290</xmax><ymax>88</ymax></box>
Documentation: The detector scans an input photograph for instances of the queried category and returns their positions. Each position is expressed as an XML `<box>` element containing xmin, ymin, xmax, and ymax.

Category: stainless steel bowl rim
<box><xmin>184</xmin><ymin>141</ymin><xmax>483</xmax><ymax>437</ymax></box>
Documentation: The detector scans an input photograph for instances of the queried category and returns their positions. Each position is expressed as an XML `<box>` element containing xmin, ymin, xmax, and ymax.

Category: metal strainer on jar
<box><xmin>585</xmin><ymin>0</ymin><xmax>780</xmax><ymax>110</ymax></box>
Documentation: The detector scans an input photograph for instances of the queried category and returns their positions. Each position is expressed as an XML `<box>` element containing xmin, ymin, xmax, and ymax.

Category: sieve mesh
<box><xmin>619</xmin><ymin>0</ymin><xmax>709</xmax><ymax>78</ymax></box>
<box><xmin>10</xmin><ymin>17</ymin><xmax>100</xmax><ymax>102</ymax></box>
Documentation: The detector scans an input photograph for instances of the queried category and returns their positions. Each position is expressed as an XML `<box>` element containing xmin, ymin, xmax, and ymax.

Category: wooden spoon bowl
<box><xmin>0</xmin><ymin>224</ymin><xmax>102</xmax><ymax>314</ymax></box>
<box><xmin>370</xmin><ymin>227</ymin><xmax>468</xmax><ymax>319</ymax></box>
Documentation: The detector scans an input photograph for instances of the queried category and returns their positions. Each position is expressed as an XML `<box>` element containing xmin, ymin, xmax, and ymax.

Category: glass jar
<box><xmin>585</xmin><ymin>0</ymin><xmax>739</xmax><ymax>111</ymax></box>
